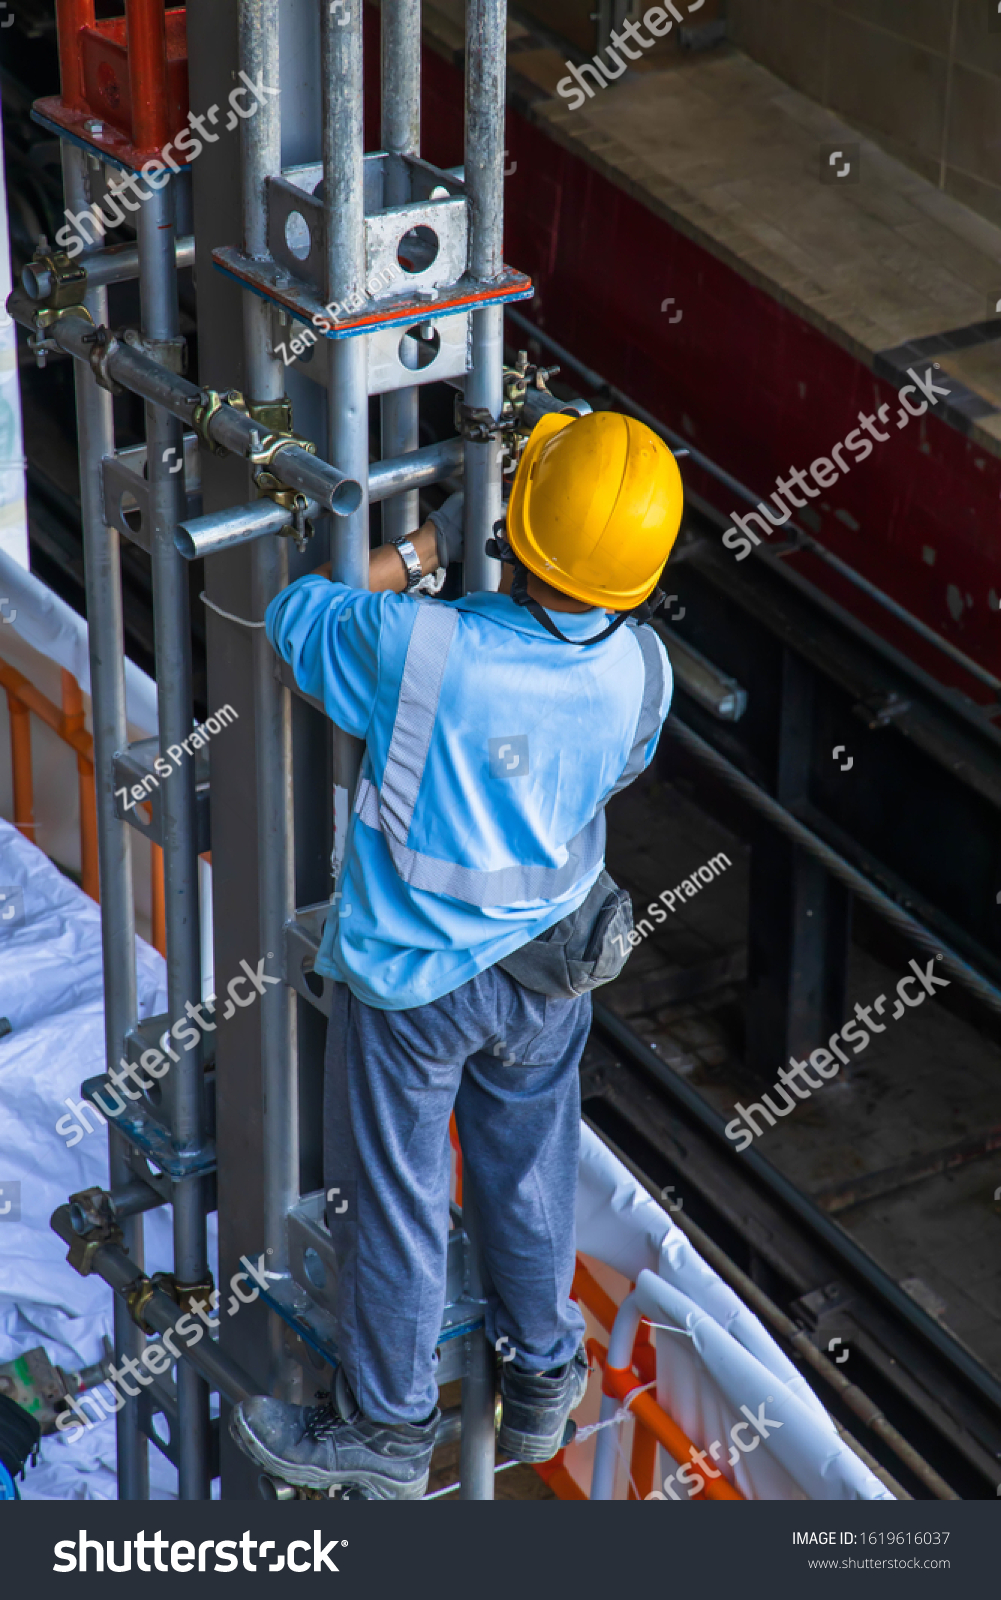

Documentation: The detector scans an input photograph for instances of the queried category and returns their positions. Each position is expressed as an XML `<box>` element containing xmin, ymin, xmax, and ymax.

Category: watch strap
<box><xmin>392</xmin><ymin>536</ymin><xmax>424</xmax><ymax>592</ymax></box>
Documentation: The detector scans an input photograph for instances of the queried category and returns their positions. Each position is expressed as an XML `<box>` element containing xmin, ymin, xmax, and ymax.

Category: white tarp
<box><xmin>575</xmin><ymin>1125</ymin><xmax>893</xmax><ymax>1500</ymax></box>
<box><xmin>0</xmin><ymin>92</ymin><xmax>27</xmax><ymax>571</ymax></box>
<box><xmin>0</xmin><ymin>814</ymin><xmax>206</xmax><ymax>1499</ymax></box>
<box><xmin>0</xmin><ymin>546</ymin><xmax>158</xmax><ymax>734</ymax></box>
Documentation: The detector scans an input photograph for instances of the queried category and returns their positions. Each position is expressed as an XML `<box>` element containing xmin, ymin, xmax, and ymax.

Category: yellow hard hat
<box><xmin>506</xmin><ymin>411</ymin><xmax>684</xmax><ymax>610</ymax></box>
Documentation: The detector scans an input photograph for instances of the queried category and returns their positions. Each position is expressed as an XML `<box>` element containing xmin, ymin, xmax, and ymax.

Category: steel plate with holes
<box><xmin>101</xmin><ymin>434</ymin><xmax>202</xmax><ymax>554</ymax></box>
<box><xmin>213</xmin><ymin>245</ymin><xmax>533</xmax><ymax>340</ymax></box>
<box><xmin>367</xmin><ymin>314</ymin><xmax>470</xmax><ymax>395</ymax></box>
<box><xmin>258</xmin><ymin>1201</ymin><xmax>483</xmax><ymax>1383</ymax></box>
<box><xmin>284</xmin><ymin>902</ymin><xmax>333</xmax><ymax>1018</ymax></box>
<box><xmin>112</xmin><ymin>737</ymin><xmax>212</xmax><ymax>852</ymax></box>
<box><xmin>80</xmin><ymin>1073</ymin><xmax>217</xmax><ymax>1181</ymax></box>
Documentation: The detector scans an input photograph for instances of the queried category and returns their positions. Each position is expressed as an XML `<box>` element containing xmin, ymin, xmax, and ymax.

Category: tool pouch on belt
<box><xmin>495</xmin><ymin>869</ymin><xmax>634</xmax><ymax>998</ymax></box>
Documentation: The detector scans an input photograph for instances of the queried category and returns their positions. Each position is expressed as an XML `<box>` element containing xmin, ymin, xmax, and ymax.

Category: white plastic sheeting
<box><xmin>0</xmin><ymin>546</ymin><xmax>158</xmax><ymax>734</ymax></box>
<box><xmin>0</xmin><ymin>93</ymin><xmax>27</xmax><ymax>571</ymax></box>
<box><xmin>0</xmin><ymin>815</ymin><xmax>211</xmax><ymax>1499</ymax></box>
<box><xmin>575</xmin><ymin>1125</ymin><xmax>893</xmax><ymax>1500</ymax></box>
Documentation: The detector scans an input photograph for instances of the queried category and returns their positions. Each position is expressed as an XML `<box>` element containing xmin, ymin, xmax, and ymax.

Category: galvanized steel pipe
<box><xmin>61</xmin><ymin>140</ymin><xmax>150</xmax><ymax>1504</ymax></box>
<box><xmin>379</xmin><ymin>0</ymin><xmax>422</xmax><ymax>544</ymax></box>
<box><xmin>6</xmin><ymin>296</ymin><xmax>362</xmax><ymax>515</ymax></box>
<box><xmin>462</xmin><ymin>0</ymin><xmax>507</xmax><ymax>594</ymax></box>
<box><xmin>21</xmin><ymin>236</ymin><xmax>195</xmax><ymax>299</ymax></box>
<box><xmin>138</xmin><ymin>174</ymin><xmax>212</xmax><ymax>1503</ymax></box>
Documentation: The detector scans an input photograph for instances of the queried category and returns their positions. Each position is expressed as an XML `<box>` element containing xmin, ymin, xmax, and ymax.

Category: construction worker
<box><xmin>231</xmin><ymin>410</ymin><xmax>683</xmax><ymax>1498</ymax></box>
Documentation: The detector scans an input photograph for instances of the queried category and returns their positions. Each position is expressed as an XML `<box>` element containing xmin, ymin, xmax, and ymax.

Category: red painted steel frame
<box><xmin>49</xmin><ymin>1</ymin><xmax>188</xmax><ymax>167</ymax></box>
<box><xmin>55</xmin><ymin>0</ymin><xmax>96</xmax><ymax>112</ymax></box>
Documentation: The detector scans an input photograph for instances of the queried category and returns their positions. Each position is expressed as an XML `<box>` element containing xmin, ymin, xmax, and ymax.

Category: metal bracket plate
<box><xmin>214</xmin><ymin>245</ymin><xmax>533</xmax><ymax>340</ymax></box>
<box><xmin>81</xmin><ymin>1060</ymin><xmax>218</xmax><ymax>1184</ymax></box>
<box><xmin>284</xmin><ymin>902</ymin><xmax>333</xmax><ymax>1018</ymax></box>
<box><xmin>260</xmin><ymin>1201</ymin><xmax>482</xmax><ymax>1386</ymax></box>
<box><xmin>267</xmin><ymin>170</ymin><xmax>468</xmax><ymax>299</ymax></box>
<box><xmin>101</xmin><ymin>433</ymin><xmax>202</xmax><ymax>554</ymax></box>
<box><xmin>112</xmin><ymin>736</ymin><xmax>211</xmax><ymax>852</ymax></box>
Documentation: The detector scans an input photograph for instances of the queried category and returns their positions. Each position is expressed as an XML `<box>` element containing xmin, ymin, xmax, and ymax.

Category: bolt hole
<box><xmin>399</xmin><ymin>323</ymin><xmax>440</xmax><ymax>371</ymax></box>
<box><xmin>302</xmin><ymin>1247</ymin><xmax>326</xmax><ymax>1290</ymax></box>
<box><xmin>302</xmin><ymin>959</ymin><xmax>325</xmax><ymax>999</ymax></box>
<box><xmin>397</xmin><ymin>225</ymin><xmax>439</xmax><ymax>275</ymax></box>
<box><xmin>119</xmin><ymin>492</ymin><xmax>142</xmax><ymax>535</ymax></box>
<box><xmin>284</xmin><ymin>209</ymin><xmax>312</xmax><ymax>262</ymax></box>
<box><xmin>149</xmin><ymin>1410</ymin><xmax>171</xmax><ymax>1449</ymax></box>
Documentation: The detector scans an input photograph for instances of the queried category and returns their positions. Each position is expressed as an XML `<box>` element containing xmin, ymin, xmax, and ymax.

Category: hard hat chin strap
<box><xmin>487</xmin><ymin>524</ymin><xmax>665</xmax><ymax>647</ymax></box>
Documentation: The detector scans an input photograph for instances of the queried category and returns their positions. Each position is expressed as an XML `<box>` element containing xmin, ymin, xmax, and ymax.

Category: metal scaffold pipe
<box><xmin>323</xmin><ymin>0</ymin><xmax>369</xmax><ymax>808</ymax></box>
<box><xmin>5</xmin><ymin>296</ymin><xmax>363</xmax><ymax>514</ymax></box>
<box><xmin>176</xmin><ymin>438</ymin><xmax>465</xmax><ymax>560</ymax></box>
<box><xmin>21</xmin><ymin>236</ymin><xmax>195</xmax><ymax>299</ymax></box>
<box><xmin>50</xmin><ymin>1207</ymin><xmax>259</xmax><ymax>1408</ymax></box>
<box><xmin>61</xmin><ymin>140</ymin><xmax>149</xmax><ymax>1504</ymax></box>
<box><xmin>379</xmin><ymin>0</ymin><xmax>422</xmax><ymax>545</ymax></box>
<box><xmin>462</xmin><ymin>0</ymin><xmax>506</xmax><ymax>595</ymax></box>
<box><xmin>138</xmin><ymin>170</ymin><xmax>212</xmax><ymax>1503</ymax></box>
<box><xmin>236</xmin><ymin>0</ymin><xmax>300</xmax><ymax>1331</ymax></box>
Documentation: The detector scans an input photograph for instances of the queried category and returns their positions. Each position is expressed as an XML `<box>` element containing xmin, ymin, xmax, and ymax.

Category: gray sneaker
<box><xmin>229</xmin><ymin>1367</ymin><xmax>439</xmax><ymax>1500</ymax></box>
<box><xmin>498</xmin><ymin>1344</ymin><xmax>590</xmax><ymax>1463</ymax></box>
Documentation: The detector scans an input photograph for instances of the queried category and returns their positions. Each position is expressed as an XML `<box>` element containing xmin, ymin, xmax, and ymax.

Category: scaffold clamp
<box><xmin>63</xmin><ymin>1187</ymin><xmax>124</xmax><ymax>1277</ymax></box>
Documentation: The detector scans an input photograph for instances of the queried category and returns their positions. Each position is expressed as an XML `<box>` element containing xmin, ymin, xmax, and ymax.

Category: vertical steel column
<box><xmin>237</xmin><ymin>0</ymin><xmax>300</xmax><ymax>1326</ymax></box>
<box><xmin>457</xmin><ymin>0</ymin><xmax>503</xmax><ymax>1495</ymax></box>
<box><xmin>379</xmin><ymin>0</ymin><xmax>421</xmax><ymax>545</ymax></box>
<box><xmin>745</xmin><ymin>649</ymin><xmax>852</xmax><ymax>1078</ymax></box>
<box><xmin>323</xmin><ymin>0</ymin><xmax>369</xmax><ymax>800</ymax></box>
<box><xmin>462</xmin><ymin>0</ymin><xmax>506</xmax><ymax>596</ymax></box>
<box><xmin>62</xmin><ymin>141</ymin><xmax>149</xmax><ymax>1503</ymax></box>
<box><xmin>458</xmin><ymin>1185</ymin><xmax>495</xmax><ymax>1499</ymax></box>
<box><xmin>125</xmin><ymin>0</ymin><xmax>170</xmax><ymax>156</ymax></box>
<box><xmin>55</xmin><ymin>0</ymin><xmax>96</xmax><ymax>110</ymax></box>
<box><xmin>137</xmin><ymin>178</ymin><xmax>211</xmax><ymax>1500</ymax></box>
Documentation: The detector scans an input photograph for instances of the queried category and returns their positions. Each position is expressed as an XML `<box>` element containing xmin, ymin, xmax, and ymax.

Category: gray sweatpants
<box><xmin>323</xmin><ymin>965</ymin><xmax>590</xmax><ymax>1423</ymax></box>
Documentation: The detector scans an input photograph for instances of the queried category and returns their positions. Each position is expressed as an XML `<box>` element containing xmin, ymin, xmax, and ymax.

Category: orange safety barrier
<box><xmin>1</xmin><ymin>659</ymin><xmax>99</xmax><ymax>901</ymax></box>
<box><xmin>151</xmin><ymin>840</ymin><xmax>166</xmax><ymax>956</ymax></box>
<box><xmin>571</xmin><ymin>1258</ymin><xmax>744</xmax><ymax>1502</ymax></box>
<box><xmin>594</xmin><ymin>1343</ymin><xmax>743</xmax><ymax>1502</ymax></box>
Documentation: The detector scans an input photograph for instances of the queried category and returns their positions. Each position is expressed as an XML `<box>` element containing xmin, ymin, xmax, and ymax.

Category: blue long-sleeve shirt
<box><xmin>266</xmin><ymin>576</ymin><xmax>671</xmax><ymax>1009</ymax></box>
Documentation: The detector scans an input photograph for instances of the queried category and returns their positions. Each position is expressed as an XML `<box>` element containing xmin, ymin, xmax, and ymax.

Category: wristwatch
<box><xmin>392</xmin><ymin>535</ymin><xmax>445</xmax><ymax>596</ymax></box>
<box><xmin>392</xmin><ymin>535</ymin><xmax>424</xmax><ymax>593</ymax></box>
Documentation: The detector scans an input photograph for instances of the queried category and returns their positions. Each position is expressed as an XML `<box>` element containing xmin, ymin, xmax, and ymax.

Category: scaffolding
<box><xmin>9</xmin><ymin>0</ymin><xmax>583</xmax><ymax>1501</ymax></box>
